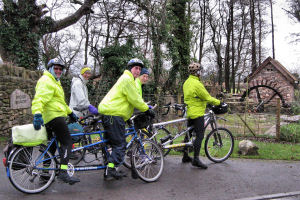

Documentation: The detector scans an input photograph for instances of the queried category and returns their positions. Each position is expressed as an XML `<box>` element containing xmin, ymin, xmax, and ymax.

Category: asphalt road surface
<box><xmin>1</xmin><ymin>154</ymin><xmax>300</xmax><ymax>200</ymax></box>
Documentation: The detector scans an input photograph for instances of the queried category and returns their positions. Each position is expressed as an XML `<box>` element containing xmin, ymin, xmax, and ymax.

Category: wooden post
<box><xmin>177</xmin><ymin>93</ymin><xmax>182</xmax><ymax>116</ymax></box>
<box><xmin>276</xmin><ymin>98</ymin><xmax>281</xmax><ymax>140</ymax></box>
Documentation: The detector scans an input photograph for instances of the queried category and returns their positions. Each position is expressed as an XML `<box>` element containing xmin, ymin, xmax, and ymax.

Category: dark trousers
<box><xmin>102</xmin><ymin>115</ymin><xmax>126</xmax><ymax>166</ymax></box>
<box><xmin>184</xmin><ymin>116</ymin><xmax>204</xmax><ymax>158</ymax></box>
<box><xmin>45</xmin><ymin>117</ymin><xmax>72</xmax><ymax>166</ymax></box>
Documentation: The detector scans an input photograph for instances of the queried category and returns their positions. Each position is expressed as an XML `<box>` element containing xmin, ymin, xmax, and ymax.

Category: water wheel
<box><xmin>240</xmin><ymin>80</ymin><xmax>289</xmax><ymax>112</ymax></box>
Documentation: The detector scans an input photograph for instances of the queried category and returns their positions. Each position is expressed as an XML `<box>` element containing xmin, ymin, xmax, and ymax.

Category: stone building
<box><xmin>245</xmin><ymin>57</ymin><xmax>298</xmax><ymax>105</ymax></box>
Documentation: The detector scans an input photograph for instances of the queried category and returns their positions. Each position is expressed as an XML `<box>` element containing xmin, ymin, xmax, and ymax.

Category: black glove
<box><xmin>68</xmin><ymin>112</ymin><xmax>78</xmax><ymax>123</ymax></box>
<box><xmin>145</xmin><ymin>109</ymin><xmax>155</xmax><ymax>118</ymax></box>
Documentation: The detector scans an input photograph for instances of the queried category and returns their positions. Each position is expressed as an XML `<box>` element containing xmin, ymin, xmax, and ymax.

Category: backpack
<box><xmin>68</xmin><ymin>122</ymin><xmax>84</xmax><ymax>143</ymax></box>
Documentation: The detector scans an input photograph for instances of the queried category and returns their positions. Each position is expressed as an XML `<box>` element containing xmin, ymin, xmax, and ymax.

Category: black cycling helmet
<box><xmin>211</xmin><ymin>102</ymin><xmax>228</xmax><ymax>115</ymax></box>
<box><xmin>127</xmin><ymin>58</ymin><xmax>144</xmax><ymax>69</ymax></box>
<box><xmin>47</xmin><ymin>57</ymin><xmax>65</xmax><ymax>69</ymax></box>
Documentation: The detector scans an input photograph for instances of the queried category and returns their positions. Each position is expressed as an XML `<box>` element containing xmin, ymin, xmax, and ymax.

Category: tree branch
<box><xmin>47</xmin><ymin>0</ymin><xmax>99</xmax><ymax>33</ymax></box>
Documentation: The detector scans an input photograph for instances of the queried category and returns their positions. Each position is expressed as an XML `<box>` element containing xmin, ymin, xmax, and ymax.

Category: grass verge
<box><xmin>168</xmin><ymin>139</ymin><xmax>300</xmax><ymax>161</ymax></box>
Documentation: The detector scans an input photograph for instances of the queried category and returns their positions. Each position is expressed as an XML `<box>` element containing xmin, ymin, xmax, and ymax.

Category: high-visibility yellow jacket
<box><xmin>135</xmin><ymin>77</ymin><xmax>142</xmax><ymax>97</ymax></box>
<box><xmin>183</xmin><ymin>75</ymin><xmax>220</xmax><ymax>119</ymax></box>
<box><xmin>99</xmin><ymin>70</ymin><xmax>148</xmax><ymax>121</ymax></box>
<box><xmin>31</xmin><ymin>71</ymin><xmax>72</xmax><ymax>124</ymax></box>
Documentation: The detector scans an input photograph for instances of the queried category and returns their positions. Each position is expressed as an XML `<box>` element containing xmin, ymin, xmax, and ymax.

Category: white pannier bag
<box><xmin>12</xmin><ymin>124</ymin><xmax>48</xmax><ymax>146</ymax></box>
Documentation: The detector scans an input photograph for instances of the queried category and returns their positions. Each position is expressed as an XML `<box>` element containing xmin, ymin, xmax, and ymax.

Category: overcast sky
<box><xmin>266</xmin><ymin>0</ymin><xmax>300</xmax><ymax>73</ymax></box>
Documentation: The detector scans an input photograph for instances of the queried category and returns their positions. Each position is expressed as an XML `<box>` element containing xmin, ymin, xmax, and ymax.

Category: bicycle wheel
<box><xmin>204</xmin><ymin>128</ymin><xmax>234</xmax><ymax>163</ymax></box>
<box><xmin>81</xmin><ymin>136</ymin><xmax>105</xmax><ymax>165</ymax></box>
<box><xmin>8</xmin><ymin>145</ymin><xmax>57</xmax><ymax>194</ymax></box>
<box><xmin>69</xmin><ymin>135</ymin><xmax>89</xmax><ymax>165</ymax></box>
<box><xmin>131</xmin><ymin>139</ymin><xmax>164</xmax><ymax>182</ymax></box>
<box><xmin>124</xmin><ymin>129</ymin><xmax>152</xmax><ymax>169</ymax></box>
<box><xmin>123</xmin><ymin>144</ymin><xmax>133</xmax><ymax>169</ymax></box>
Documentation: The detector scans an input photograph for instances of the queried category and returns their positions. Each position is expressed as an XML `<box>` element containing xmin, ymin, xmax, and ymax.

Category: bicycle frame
<box><xmin>150</xmin><ymin>110</ymin><xmax>226</xmax><ymax>149</ymax></box>
<box><xmin>19</xmin><ymin>122</ymin><xmax>146</xmax><ymax>174</ymax></box>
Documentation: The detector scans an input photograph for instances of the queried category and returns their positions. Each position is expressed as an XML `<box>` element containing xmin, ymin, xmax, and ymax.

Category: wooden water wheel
<box><xmin>240</xmin><ymin>79</ymin><xmax>289</xmax><ymax>112</ymax></box>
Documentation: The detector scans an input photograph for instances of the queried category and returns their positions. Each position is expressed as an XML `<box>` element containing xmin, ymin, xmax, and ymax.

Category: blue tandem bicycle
<box><xmin>4</xmin><ymin>112</ymin><xmax>164</xmax><ymax>194</ymax></box>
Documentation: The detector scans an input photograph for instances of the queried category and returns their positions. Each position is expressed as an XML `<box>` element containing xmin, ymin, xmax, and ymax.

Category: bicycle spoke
<box><xmin>9</xmin><ymin>146</ymin><xmax>56</xmax><ymax>194</ymax></box>
<box><xmin>132</xmin><ymin>140</ymin><xmax>164</xmax><ymax>182</ymax></box>
<box><xmin>205</xmin><ymin>128</ymin><xmax>234</xmax><ymax>163</ymax></box>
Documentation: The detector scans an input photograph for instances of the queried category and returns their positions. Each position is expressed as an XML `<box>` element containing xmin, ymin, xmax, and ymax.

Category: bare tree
<box><xmin>249</xmin><ymin>0</ymin><xmax>257</xmax><ymax>72</ymax></box>
<box><xmin>286</xmin><ymin>0</ymin><xmax>300</xmax><ymax>22</ymax></box>
<box><xmin>269</xmin><ymin>0</ymin><xmax>275</xmax><ymax>59</ymax></box>
<box><xmin>0</xmin><ymin>0</ymin><xmax>99</xmax><ymax>69</ymax></box>
<box><xmin>207</xmin><ymin>1</ymin><xmax>224</xmax><ymax>88</ymax></box>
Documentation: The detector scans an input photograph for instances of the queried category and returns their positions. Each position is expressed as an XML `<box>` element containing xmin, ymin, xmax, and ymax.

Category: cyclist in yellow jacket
<box><xmin>182</xmin><ymin>62</ymin><xmax>220</xmax><ymax>169</ymax></box>
<box><xmin>31</xmin><ymin>58</ymin><xmax>80</xmax><ymax>184</ymax></box>
<box><xmin>98</xmin><ymin>58</ymin><xmax>155</xmax><ymax>180</ymax></box>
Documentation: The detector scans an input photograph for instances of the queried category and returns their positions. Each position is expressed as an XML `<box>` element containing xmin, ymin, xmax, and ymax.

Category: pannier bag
<box><xmin>68</xmin><ymin>122</ymin><xmax>84</xmax><ymax>143</ymax></box>
<box><xmin>12</xmin><ymin>124</ymin><xmax>48</xmax><ymax>146</ymax></box>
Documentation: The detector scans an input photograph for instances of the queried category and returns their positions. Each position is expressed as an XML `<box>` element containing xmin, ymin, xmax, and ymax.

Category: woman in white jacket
<box><xmin>69</xmin><ymin>66</ymin><xmax>98</xmax><ymax>118</ymax></box>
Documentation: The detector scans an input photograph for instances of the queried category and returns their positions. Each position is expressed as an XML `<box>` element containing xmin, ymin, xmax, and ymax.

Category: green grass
<box><xmin>230</xmin><ymin>140</ymin><xmax>300</xmax><ymax>161</ymax></box>
<box><xmin>167</xmin><ymin>139</ymin><xmax>300</xmax><ymax>161</ymax></box>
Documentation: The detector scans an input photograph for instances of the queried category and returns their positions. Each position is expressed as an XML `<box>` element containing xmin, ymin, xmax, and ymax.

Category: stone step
<box><xmin>280</xmin><ymin>115</ymin><xmax>300</xmax><ymax>123</ymax></box>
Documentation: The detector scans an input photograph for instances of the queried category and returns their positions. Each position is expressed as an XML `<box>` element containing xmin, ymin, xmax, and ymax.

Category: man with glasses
<box><xmin>31</xmin><ymin>58</ymin><xmax>80</xmax><ymax>184</ymax></box>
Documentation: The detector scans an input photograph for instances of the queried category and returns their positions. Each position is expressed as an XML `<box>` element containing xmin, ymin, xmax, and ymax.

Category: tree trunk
<box><xmin>230</xmin><ymin>0</ymin><xmax>235</xmax><ymax>93</ymax></box>
<box><xmin>84</xmin><ymin>14</ymin><xmax>91</xmax><ymax>65</ymax></box>
<box><xmin>270</xmin><ymin>0</ymin><xmax>275</xmax><ymax>59</ymax></box>
<box><xmin>198</xmin><ymin>0</ymin><xmax>207</xmax><ymax>64</ymax></box>
<box><xmin>250</xmin><ymin>0</ymin><xmax>257</xmax><ymax>72</ymax></box>
<box><xmin>258</xmin><ymin>0</ymin><xmax>262</xmax><ymax>65</ymax></box>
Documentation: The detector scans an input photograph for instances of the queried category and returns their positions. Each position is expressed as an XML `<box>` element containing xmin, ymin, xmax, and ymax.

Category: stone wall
<box><xmin>0</xmin><ymin>63</ymin><xmax>42</xmax><ymax>137</ymax></box>
<box><xmin>249</xmin><ymin>63</ymin><xmax>294</xmax><ymax>103</ymax></box>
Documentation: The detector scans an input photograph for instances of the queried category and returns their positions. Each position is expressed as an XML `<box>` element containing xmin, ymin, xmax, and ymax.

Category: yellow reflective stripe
<box><xmin>60</xmin><ymin>164</ymin><xmax>68</xmax><ymax>170</ymax></box>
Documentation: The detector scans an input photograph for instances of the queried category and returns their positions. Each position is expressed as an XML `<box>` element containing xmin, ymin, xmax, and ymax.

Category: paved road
<box><xmin>1</xmin><ymin>152</ymin><xmax>300</xmax><ymax>200</ymax></box>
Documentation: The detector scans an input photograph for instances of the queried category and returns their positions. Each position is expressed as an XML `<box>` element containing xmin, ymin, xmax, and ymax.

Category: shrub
<box><xmin>290</xmin><ymin>103</ymin><xmax>300</xmax><ymax>115</ymax></box>
<box><xmin>280</xmin><ymin>122</ymin><xmax>300</xmax><ymax>143</ymax></box>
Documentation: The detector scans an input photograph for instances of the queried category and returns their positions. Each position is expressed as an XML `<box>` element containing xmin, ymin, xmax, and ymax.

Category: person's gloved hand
<box><xmin>144</xmin><ymin>109</ymin><xmax>155</xmax><ymax>118</ymax></box>
<box><xmin>88</xmin><ymin>105</ymin><xmax>99</xmax><ymax>115</ymax></box>
<box><xmin>68</xmin><ymin>112</ymin><xmax>78</xmax><ymax>123</ymax></box>
<box><xmin>220</xmin><ymin>102</ymin><xmax>227</xmax><ymax>107</ymax></box>
<box><xmin>148</xmin><ymin>105</ymin><xmax>153</xmax><ymax>109</ymax></box>
<box><xmin>33</xmin><ymin>113</ymin><xmax>44</xmax><ymax>130</ymax></box>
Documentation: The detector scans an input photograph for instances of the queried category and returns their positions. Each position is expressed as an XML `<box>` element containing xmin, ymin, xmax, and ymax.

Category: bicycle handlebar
<box><xmin>129</xmin><ymin>104</ymin><xmax>157</xmax><ymax>121</ymax></box>
<box><xmin>162</xmin><ymin>103</ymin><xmax>186</xmax><ymax>117</ymax></box>
<box><xmin>73</xmin><ymin>106</ymin><xmax>89</xmax><ymax>112</ymax></box>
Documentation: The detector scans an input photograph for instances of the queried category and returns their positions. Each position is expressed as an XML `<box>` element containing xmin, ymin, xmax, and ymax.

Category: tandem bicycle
<box><xmin>144</xmin><ymin>103</ymin><xmax>234</xmax><ymax>163</ymax></box>
<box><xmin>4</xmin><ymin>112</ymin><xmax>164</xmax><ymax>194</ymax></box>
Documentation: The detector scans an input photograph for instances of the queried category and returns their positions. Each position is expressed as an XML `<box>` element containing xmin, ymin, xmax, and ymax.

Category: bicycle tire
<box><xmin>123</xmin><ymin>129</ymin><xmax>152</xmax><ymax>169</ymax></box>
<box><xmin>131</xmin><ymin>139</ymin><xmax>164</xmax><ymax>182</ymax></box>
<box><xmin>8</xmin><ymin>145</ymin><xmax>57</xmax><ymax>194</ymax></box>
<box><xmin>204</xmin><ymin>128</ymin><xmax>234</xmax><ymax>163</ymax></box>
